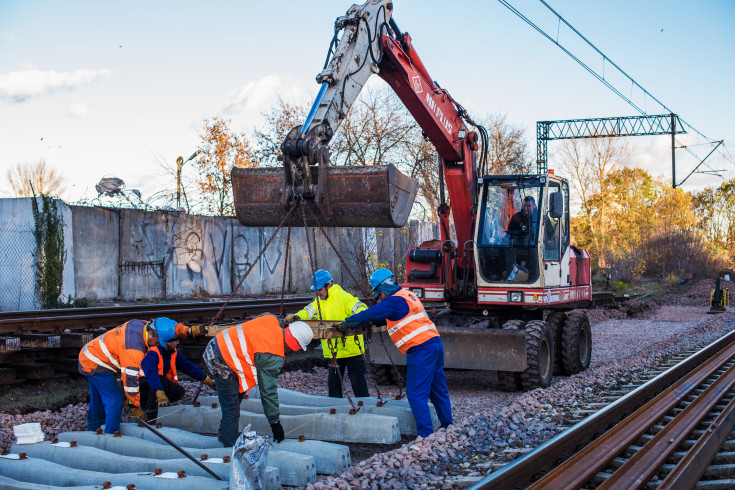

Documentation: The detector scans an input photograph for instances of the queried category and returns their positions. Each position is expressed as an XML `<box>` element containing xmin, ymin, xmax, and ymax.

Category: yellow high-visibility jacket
<box><xmin>295</xmin><ymin>284</ymin><xmax>367</xmax><ymax>359</ymax></box>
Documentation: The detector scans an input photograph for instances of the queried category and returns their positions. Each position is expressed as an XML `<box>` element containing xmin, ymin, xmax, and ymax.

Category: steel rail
<box><xmin>529</xmin><ymin>340</ymin><xmax>735</xmax><ymax>489</ymax></box>
<box><xmin>596</xmin><ymin>358</ymin><xmax>735</xmax><ymax>489</ymax></box>
<box><xmin>657</xmin><ymin>383</ymin><xmax>735</xmax><ymax>489</ymax></box>
<box><xmin>0</xmin><ymin>297</ymin><xmax>314</xmax><ymax>334</ymax></box>
<box><xmin>471</xmin><ymin>328</ymin><xmax>735</xmax><ymax>490</ymax></box>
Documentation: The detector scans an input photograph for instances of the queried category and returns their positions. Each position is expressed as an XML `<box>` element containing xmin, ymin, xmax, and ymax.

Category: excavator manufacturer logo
<box><xmin>412</xmin><ymin>76</ymin><xmax>423</xmax><ymax>94</ymax></box>
<box><xmin>425</xmin><ymin>93</ymin><xmax>453</xmax><ymax>135</ymax></box>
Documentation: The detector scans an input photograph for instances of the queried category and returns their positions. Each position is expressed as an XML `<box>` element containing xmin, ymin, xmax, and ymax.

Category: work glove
<box><xmin>341</xmin><ymin>320</ymin><xmax>362</xmax><ymax>330</ymax></box>
<box><xmin>203</xmin><ymin>376</ymin><xmax>217</xmax><ymax>389</ymax></box>
<box><xmin>129</xmin><ymin>406</ymin><xmax>148</xmax><ymax>421</ymax></box>
<box><xmin>156</xmin><ymin>390</ymin><xmax>170</xmax><ymax>407</ymax></box>
<box><xmin>190</xmin><ymin>325</ymin><xmax>206</xmax><ymax>338</ymax></box>
<box><xmin>283</xmin><ymin>314</ymin><xmax>296</xmax><ymax>325</ymax></box>
<box><xmin>270</xmin><ymin>421</ymin><xmax>285</xmax><ymax>443</ymax></box>
<box><xmin>174</xmin><ymin>323</ymin><xmax>191</xmax><ymax>338</ymax></box>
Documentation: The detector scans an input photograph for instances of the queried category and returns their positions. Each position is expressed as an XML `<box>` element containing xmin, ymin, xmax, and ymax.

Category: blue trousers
<box><xmin>213</xmin><ymin>375</ymin><xmax>244</xmax><ymax>447</ymax></box>
<box><xmin>85</xmin><ymin>371</ymin><xmax>125</xmax><ymax>434</ymax></box>
<box><xmin>405</xmin><ymin>337</ymin><xmax>453</xmax><ymax>437</ymax></box>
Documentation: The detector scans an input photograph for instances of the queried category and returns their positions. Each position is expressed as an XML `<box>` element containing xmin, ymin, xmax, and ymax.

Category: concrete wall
<box><xmin>0</xmin><ymin>198</ymin><xmax>439</xmax><ymax>309</ymax></box>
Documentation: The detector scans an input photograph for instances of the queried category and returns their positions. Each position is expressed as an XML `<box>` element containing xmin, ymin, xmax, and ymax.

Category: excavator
<box><xmin>231</xmin><ymin>0</ymin><xmax>592</xmax><ymax>390</ymax></box>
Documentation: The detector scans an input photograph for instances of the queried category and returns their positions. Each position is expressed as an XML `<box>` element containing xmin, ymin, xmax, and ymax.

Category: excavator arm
<box><xmin>232</xmin><ymin>0</ymin><xmax>481</xmax><ymax>240</ymax></box>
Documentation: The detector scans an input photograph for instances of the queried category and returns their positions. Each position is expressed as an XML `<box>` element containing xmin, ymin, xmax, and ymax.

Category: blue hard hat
<box><xmin>369</xmin><ymin>268</ymin><xmax>395</xmax><ymax>298</ymax></box>
<box><xmin>310</xmin><ymin>270</ymin><xmax>333</xmax><ymax>291</ymax></box>
<box><xmin>151</xmin><ymin>317</ymin><xmax>177</xmax><ymax>343</ymax></box>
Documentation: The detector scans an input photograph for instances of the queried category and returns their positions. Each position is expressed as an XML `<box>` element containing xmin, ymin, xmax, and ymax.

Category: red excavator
<box><xmin>232</xmin><ymin>0</ymin><xmax>592</xmax><ymax>390</ymax></box>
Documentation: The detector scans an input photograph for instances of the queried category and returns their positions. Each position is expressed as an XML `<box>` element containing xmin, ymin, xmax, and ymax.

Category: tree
<box><xmin>481</xmin><ymin>113</ymin><xmax>532</xmax><ymax>175</ymax></box>
<box><xmin>556</xmin><ymin>137</ymin><xmax>630</xmax><ymax>263</ymax></box>
<box><xmin>193</xmin><ymin>116</ymin><xmax>256</xmax><ymax>216</ymax></box>
<box><xmin>7</xmin><ymin>159</ymin><xmax>66</xmax><ymax>197</ymax></box>
<box><xmin>251</xmin><ymin>97</ymin><xmax>309</xmax><ymax>167</ymax></box>
<box><xmin>693</xmin><ymin>178</ymin><xmax>735</xmax><ymax>263</ymax></box>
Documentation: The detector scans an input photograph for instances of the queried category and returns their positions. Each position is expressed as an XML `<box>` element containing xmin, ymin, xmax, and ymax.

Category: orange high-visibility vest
<box><xmin>78</xmin><ymin>320</ymin><xmax>149</xmax><ymax>407</ymax></box>
<box><xmin>387</xmin><ymin>289</ymin><xmax>440</xmax><ymax>354</ymax></box>
<box><xmin>215</xmin><ymin>315</ymin><xmax>285</xmax><ymax>394</ymax></box>
<box><xmin>149</xmin><ymin>345</ymin><xmax>178</xmax><ymax>383</ymax></box>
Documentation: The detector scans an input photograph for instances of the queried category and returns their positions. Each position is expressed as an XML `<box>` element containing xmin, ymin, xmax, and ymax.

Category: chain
<box><xmin>299</xmin><ymin>200</ymin><xmax>359</xmax><ymax>414</ymax></box>
<box><xmin>301</xmin><ymin>198</ymin><xmax>360</xmax><ymax>413</ymax></box>
<box><xmin>279</xmin><ymin>224</ymin><xmax>293</xmax><ymax>316</ymax></box>
<box><xmin>303</xmin><ymin>204</ymin><xmax>371</xmax><ymax>300</ymax></box>
<box><xmin>208</xmin><ymin>199</ymin><xmax>298</xmax><ymax>326</ymax></box>
<box><xmin>378</xmin><ymin>330</ymin><xmax>405</xmax><ymax>400</ymax></box>
<box><xmin>353</xmin><ymin>333</ymin><xmax>385</xmax><ymax>404</ymax></box>
<box><xmin>302</xmin><ymin>204</ymin><xmax>403</xmax><ymax>404</ymax></box>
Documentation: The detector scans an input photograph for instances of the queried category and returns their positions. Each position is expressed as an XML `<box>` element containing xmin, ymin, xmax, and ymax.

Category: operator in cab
<box><xmin>341</xmin><ymin>268</ymin><xmax>452</xmax><ymax>437</ymax></box>
<box><xmin>285</xmin><ymin>269</ymin><xmax>369</xmax><ymax>399</ymax></box>
<box><xmin>508</xmin><ymin>196</ymin><xmax>538</xmax><ymax>237</ymax></box>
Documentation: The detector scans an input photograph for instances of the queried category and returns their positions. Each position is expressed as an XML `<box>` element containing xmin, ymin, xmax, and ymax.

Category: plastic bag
<box><xmin>230</xmin><ymin>425</ymin><xmax>269</xmax><ymax>489</ymax></box>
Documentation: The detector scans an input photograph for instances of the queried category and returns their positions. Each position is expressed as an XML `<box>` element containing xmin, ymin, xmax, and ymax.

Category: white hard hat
<box><xmin>287</xmin><ymin>321</ymin><xmax>314</xmax><ymax>351</ymax></box>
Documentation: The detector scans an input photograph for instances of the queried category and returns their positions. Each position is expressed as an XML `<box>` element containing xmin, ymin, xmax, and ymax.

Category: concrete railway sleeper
<box><xmin>472</xmin><ymin>328</ymin><xmax>735</xmax><ymax>489</ymax></box>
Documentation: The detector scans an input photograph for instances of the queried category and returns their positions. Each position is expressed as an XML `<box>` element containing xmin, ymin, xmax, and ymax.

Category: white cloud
<box><xmin>67</xmin><ymin>102</ymin><xmax>88</xmax><ymax>117</ymax></box>
<box><xmin>0</xmin><ymin>68</ymin><xmax>113</xmax><ymax>101</ymax></box>
<box><xmin>223</xmin><ymin>74</ymin><xmax>306</xmax><ymax>114</ymax></box>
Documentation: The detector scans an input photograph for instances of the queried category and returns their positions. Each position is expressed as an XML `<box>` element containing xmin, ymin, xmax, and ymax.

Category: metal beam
<box><xmin>536</xmin><ymin>114</ymin><xmax>685</xmax><ymax>175</ymax></box>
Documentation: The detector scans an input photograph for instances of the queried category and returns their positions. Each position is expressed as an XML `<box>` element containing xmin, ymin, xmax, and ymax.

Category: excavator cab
<box><xmin>475</xmin><ymin>175</ymin><xmax>557</xmax><ymax>285</ymax></box>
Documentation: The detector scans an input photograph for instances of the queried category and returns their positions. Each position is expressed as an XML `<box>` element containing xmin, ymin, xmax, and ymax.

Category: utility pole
<box><xmin>176</xmin><ymin>150</ymin><xmax>201</xmax><ymax>210</ymax></box>
<box><xmin>671</xmin><ymin>113</ymin><xmax>676</xmax><ymax>188</ymax></box>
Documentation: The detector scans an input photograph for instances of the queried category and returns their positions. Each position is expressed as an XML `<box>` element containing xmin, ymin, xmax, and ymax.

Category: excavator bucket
<box><xmin>232</xmin><ymin>164</ymin><xmax>418</xmax><ymax>228</ymax></box>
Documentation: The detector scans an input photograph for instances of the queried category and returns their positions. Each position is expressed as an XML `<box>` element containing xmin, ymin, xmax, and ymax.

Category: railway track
<box><xmin>0</xmin><ymin>297</ymin><xmax>312</xmax><ymax>385</ymax></box>
<box><xmin>0</xmin><ymin>296</ymin><xmax>313</xmax><ymax>335</ymax></box>
<box><xmin>473</xmin><ymin>327</ymin><xmax>735</xmax><ymax>489</ymax></box>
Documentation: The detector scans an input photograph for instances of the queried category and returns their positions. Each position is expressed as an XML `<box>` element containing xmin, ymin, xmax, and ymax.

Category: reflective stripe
<box><xmin>394</xmin><ymin>324</ymin><xmax>437</xmax><ymax>349</ymax></box>
<box><xmin>352</xmin><ymin>302</ymin><xmax>366</xmax><ymax>313</ymax></box>
<box><xmin>124</xmin><ymin>386</ymin><xmax>139</xmax><ymax>393</ymax></box>
<box><xmin>121</xmin><ymin>367</ymin><xmax>139</xmax><ymax>376</ymax></box>
<box><xmin>304</xmin><ymin>304</ymin><xmax>317</xmax><ymax>318</ymax></box>
<box><xmin>83</xmin><ymin>345</ymin><xmax>116</xmax><ymax>371</ymax></box>
<box><xmin>388</xmin><ymin>312</ymin><xmax>429</xmax><ymax>335</ymax></box>
<box><xmin>222</xmin><ymin>330</ymin><xmax>247</xmax><ymax>387</ymax></box>
<box><xmin>236</xmin><ymin>323</ymin><xmax>258</xmax><ymax>386</ymax></box>
<box><xmin>98</xmin><ymin>334</ymin><xmax>121</xmax><ymax>370</ymax></box>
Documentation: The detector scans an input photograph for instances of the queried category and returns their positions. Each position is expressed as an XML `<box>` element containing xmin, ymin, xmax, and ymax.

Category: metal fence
<box><xmin>0</xmin><ymin>223</ymin><xmax>38</xmax><ymax>311</ymax></box>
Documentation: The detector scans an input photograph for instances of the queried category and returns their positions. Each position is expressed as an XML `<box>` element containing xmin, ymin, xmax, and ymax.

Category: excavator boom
<box><xmin>233</xmin><ymin>0</ymin><xmax>424</xmax><ymax>228</ymax></box>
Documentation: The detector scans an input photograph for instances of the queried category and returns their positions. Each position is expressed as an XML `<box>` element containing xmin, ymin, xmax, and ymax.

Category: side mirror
<box><xmin>549</xmin><ymin>191</ymin><xmax>563</xmax><ymax>219</ymax></box>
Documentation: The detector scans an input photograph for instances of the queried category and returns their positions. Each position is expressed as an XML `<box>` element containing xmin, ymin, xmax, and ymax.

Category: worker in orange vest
<box><xmin>342</xmin><ymin>268</ymin><xmax>453</xmax><ymax>437</ymax></box>
<box><xmin>202</xmin><ymin>313</ymin><xmax>314</xmax><ymax>446</ymax></box>
<box><xmin>139</xmin><ymin>318</ymin><xmax>216</xmax><ymax>420</ymax></box>
<box><xmin>78</xmin><ymin>318</ymin><xmax>167</xmax><ymax>433</ymax></box>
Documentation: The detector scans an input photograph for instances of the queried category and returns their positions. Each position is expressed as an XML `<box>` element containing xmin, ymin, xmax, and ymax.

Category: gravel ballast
<box><xmin>2</xmin><ymin>280</ymin><xmax>733</xmax><ymax>489</ymax></box>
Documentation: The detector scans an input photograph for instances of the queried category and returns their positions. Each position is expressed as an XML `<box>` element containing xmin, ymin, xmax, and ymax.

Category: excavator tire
<box><xmin>545</xmin><ymin>311</ymin><xmax>567</xmax><ymax>375</ymax></box>
<box><xmin>561</xmin><ymin>311</ymin><xmax>592</xmax><ymax>375</ymax></box>
<box><xmin>496</xmin><ymin>319</ymin><xmax>526</xmax><ymax>392</ymax></box>
<box><xmin>521</xmin><ymin>320</ymin><xmax>554</xmax><ymax>390</ymax></box>
<box><xmin>369</xmin><ymin>364</ymin><xmax>394</xmax><ymax>386</ymax></box>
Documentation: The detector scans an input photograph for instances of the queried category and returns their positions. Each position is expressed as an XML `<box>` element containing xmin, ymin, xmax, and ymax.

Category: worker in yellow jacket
<box><xmin>286</xmin><ymin>269</ymin><xmax>369</xmax><ymax>398</ymax></box>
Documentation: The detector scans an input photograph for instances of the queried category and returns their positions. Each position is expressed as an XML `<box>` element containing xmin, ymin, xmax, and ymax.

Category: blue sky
<box><xmin>1</xmin><ymin>0</ymin><xmax>733</xmax><ymax>202</ymax></box>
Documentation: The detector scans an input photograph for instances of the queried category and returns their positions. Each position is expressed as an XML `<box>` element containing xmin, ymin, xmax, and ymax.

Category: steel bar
<box><xmin>134</xmin><ymin>417</ymin><xmax>223</xmax><ymax>481</ymax></box>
